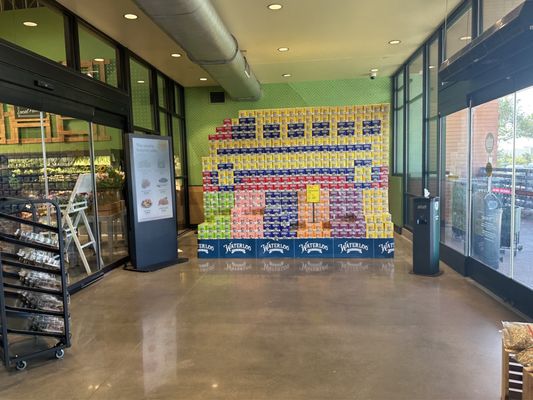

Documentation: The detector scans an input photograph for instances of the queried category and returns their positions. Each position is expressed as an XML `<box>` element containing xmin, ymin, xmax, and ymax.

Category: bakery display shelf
<box><xmin>2</xmin><ymin>279</ymin><xmax>63</xmax><ymax>297</ymax></box>
<box><xmin>0</xmin><ymin>197</ymin><xmax>71</xmax><ymax>370</ymax></box>
<box><xmin>6</xmin><ymin>328</ymin><xmax>64</xmax><ymax>339</ymax></box>
<box><xmin>6</xmin><ymin>306</ymin><xmax>64</xmax><ymax>318</ymax></box>
<box><xmin>0</xmin><ymin>232</ymin><xmax>60</xmax><ymax>254</ymax></box>
<box><xmin>1</xmin><ymin>254</ymin><xmax>61</xmax><ymax>275</ymax></box>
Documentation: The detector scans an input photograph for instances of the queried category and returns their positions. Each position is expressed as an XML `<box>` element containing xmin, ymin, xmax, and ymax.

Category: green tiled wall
<box><xmin>185</xmin><ymin>77</ymin><xmax>392</xmax><ymax>185</ymax></box>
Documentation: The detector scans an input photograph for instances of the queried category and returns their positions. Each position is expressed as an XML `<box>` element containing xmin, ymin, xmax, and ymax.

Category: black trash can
<box><xmin>413</xmin><ymin>197</ymin><xmax>441</xmax><ymax>276</ymax></box>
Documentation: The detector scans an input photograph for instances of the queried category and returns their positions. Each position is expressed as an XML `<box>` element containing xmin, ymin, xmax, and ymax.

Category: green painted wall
<box><xmin>185</xmin><ymin>77</ymin><xmax>392</xmax><ymax>186</ymax></box>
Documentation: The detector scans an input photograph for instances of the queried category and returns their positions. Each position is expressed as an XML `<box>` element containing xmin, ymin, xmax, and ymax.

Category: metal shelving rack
<box><xmin>0</xmin><ymin>197</ymin><xmax>71</xmax><ymax>370</ymax></box>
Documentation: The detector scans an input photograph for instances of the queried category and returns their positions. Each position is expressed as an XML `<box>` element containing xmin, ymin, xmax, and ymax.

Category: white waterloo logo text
<box><xmin>378</xmin><ymin>241</ymin><xmax>395</xmax><ymax>254</ymax></box>
<box><xmin>261</xmin><ymin>241</ymin><xmax>290</xmax><ymax>254</ymax></box>
<box><xmin>198</xmin><ymin>243</ymin><xmax>215</xmax><ymax>254</ymax></box>
<box><xmin>299</xmin><ymin>241</ymin><xmax>328</xmax><ymax>254</ymax></box>
<box><xmin>338</xmin><ymin>241</ymin><xmax>368</xmax><ymax>254</ymax></box>
<box><xmin>224</xmin><ymin>242</ymin><xmax>252</xmax><ymax>254</ymax></box>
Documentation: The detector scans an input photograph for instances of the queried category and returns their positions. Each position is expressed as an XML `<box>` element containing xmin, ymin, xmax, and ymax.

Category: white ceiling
<box><xmin>56</xmin><ymin>0</ymin><xmax>215</xmax><ymax>87</ymax></box>
<box><xmin>57</xmin><ymin>0</ymin><xmax>462</xmax><ymax>86</ymax></box>
<box><xmin>211</xmin><ymin>0</ymin><xmax>463</xmax><ymax>83</ymax></box>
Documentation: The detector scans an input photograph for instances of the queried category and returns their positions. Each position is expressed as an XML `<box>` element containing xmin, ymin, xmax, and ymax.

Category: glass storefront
<box><xmin>470</xmin><ymin>96</ymin><xmax>513</xmax><ymax>273</ymax></box>
<box><xmin>441</xmin><ymin>109</ymin><xmax>469</xmax><ymax>254</ymax></box>
<box><xmin>513</xmin><ymin>88</ymin><xmax>533</xmax><ymax>289</ymax></box>
<box><xmin>0</xmin><ymin>101</ymin><xmax>128</xmax><ymax>284</ymax></box>
<box><xmin>440</xmin><ymin>89</ymin><xmax>533</xmax><ymax>290</ymax></box>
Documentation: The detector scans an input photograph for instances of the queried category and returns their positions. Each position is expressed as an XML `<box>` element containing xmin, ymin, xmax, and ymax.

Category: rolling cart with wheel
<box><xmin>0</xmin><ymin>197</ymin><xmax>71</xmax><ymax>371</ymax></box>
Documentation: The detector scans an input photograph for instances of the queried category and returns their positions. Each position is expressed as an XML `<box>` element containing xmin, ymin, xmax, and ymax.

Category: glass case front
<box><xmin>0</xmin><ymin>101</ymin><xmax>128</xmax><ymax>284</ymax></box>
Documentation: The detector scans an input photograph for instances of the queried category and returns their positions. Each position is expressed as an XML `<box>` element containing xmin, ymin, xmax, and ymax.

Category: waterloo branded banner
<box><xmin>219</xmin><ymin>239</ymin><xmax>256</xmax><ymax>258</ymax></box>
<box><xmin>294</xmin><ymin>239</ymin><xmax>334</xmax><ymax>258</ymax></box>
<box><xmin>334</xmin><ymin>238</ymin><xmax>373</xmax><ymax>258</ymax></box>
<box><xmin>373</xmin><ymin>239</ymin><xmax>395</xmax><ymax>258</ymax></box>
<box><xmin>257</xmin><ymin>239</ymin><xmax>295</xmax><ymax>258</ymax></box>
<box><xmin>197</xmin><ymin>240</ymin><xmax>219</xmax><ymax>258</ymax></box>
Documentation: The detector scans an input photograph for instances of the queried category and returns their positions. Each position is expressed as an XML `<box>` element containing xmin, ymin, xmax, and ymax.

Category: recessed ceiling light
<box><xmin>123</xmin><ymin>13</ymin><xmax>138</xmax><ymax>20</ymax></box>
<box><xmin>460</xmin><ymin>36</ymin><xmax>472</xmax><ymax>41</ymax></box>
<box><xmin>94</xmin><ymin>58</ymin><xmax>104</xmax><ymax>62</ymax></box>
<box><xmin>171</xmin><ymin>53</ymin><xmax>181</xmax><ymax>58</ymax></box>
<box><xmin>429</xmin><ymin>65</ymin><xmax>436</xmax><ymax>69</ymax></box>
<box><xmin>23</xmin><ymin>21</ymin><xmax>38</xmax><ymax>27</ymax></box>
<box><xmin>137</xmin><ymin>80</ymin><xmax>145</xmax><ymax>84</ymax></box>
<box><xmin>282</xmin><ymin>73</ymin><xmax>291</xmax><ymax>77</ymax></box>
<box><xmin>370</xmin><ymin>68</ymin><xmax>379</xmax><ymax>72</ymax></box>
<box><xmin>388</xmin><ymin>40</ymin><xmax>401</xmax><ymax>45</ymax></box>
<box><xmin>200</xmin><ymin>78</ymin><xmax>208</xmax><ymax>81</ymax></box>
<box><xmin>267</xmin><ymin>4</ymin><xmax>283</xmax><ymax>10</ymax></box>
<box><xmin>277</xmin><ymin>47</ymin><xmax>289</xmax><ymax>52</ymax></box>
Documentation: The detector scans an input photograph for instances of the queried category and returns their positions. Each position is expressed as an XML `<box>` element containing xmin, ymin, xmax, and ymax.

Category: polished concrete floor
<box><xmin>0</xmin><ymin>233</ymin><xmax>523</xmax><ymax>399</ymax></box>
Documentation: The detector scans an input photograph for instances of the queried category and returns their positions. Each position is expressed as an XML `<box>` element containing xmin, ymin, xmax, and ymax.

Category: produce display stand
<box><xmin>0</xmin><ymin>197</ymin><xmax>71</xmax><ymax>371</ymax></box>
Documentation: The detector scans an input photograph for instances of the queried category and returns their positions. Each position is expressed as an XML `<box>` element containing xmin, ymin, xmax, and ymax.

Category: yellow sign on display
<box><xmin>306</xmin><ymin>184</ymin><xmax>321</xmax><ymax>203</ymax></box>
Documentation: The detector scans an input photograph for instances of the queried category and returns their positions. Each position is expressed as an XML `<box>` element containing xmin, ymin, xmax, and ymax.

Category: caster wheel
<box><xmin>55</xmin><ymin>349</ymin><xmax>65</xmax><ymax>359</ymax></box>
<box><xmin>16</xmin><ymin>360</ymin><xmax>27</xmax><ymax>371</ymax></box>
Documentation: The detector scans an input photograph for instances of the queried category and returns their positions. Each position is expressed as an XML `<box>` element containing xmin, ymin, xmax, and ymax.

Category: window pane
<box><xmin>511</xmin><ymin>87</ymin><xmax>533</xmax><ymax>289</ymax></box>
<box><xmin>428</xmin><ymin>39</ymin><xmax>439</xmax><ymax>118</ymax></box>
<box><xmin>408</xmin><ymin>55</ymin><xmax>423</xmax><ymax>100</ymax></box>
<box><xmin>78</xmin><ymin>25</ymin><xmax>118</xmax><ymax>87</ymax></box>
<box><xmin>406</xmin><ymin>53</ymin><xmax>424</xmax><ymax>196</ymax></box>
<box><xmin>483</xmin><ymin>0</ymin><xmax>524</xmax><ymax>31</ymax></box>
<box><xmin>172</xmin><ymin>116</ymin><xmax>184</xmax><ymax>177</ymax></box>
<box><xmin>159</xmin><ymin>111</ymin><xmax>168</xmax><ymax>136</ymax></box>
<box><xmin>441</xmin><ymin>109</ymin><xmax>469</xmax><ymax>254</ymax></box>
<box><xmin>395</xmin><ymin>107</ymin><xmax>404</xmax><ymax>174</ymax></box>
<box><xmin>157</xmin><ymin>74</ymin><xmax>167</xmax><ymax>109</ymax></box>
<box><xmin>175</xmin><ymin>177</ymin><xmax>187</xmax><ymax>233</ymax></box>
<box><xmin>93</xmin><ymin>125</ymin><xmax>128</xmax><ymax>267</ymax></box>
<box><xmin>428</xmin><ymin>118</ymin><xmax>439</xmax><ymax>196</ymax></box>
<box><xmin>407</xmin><ymin>96</ymin><xmax>423</xmax><ymax>195</ymax></box>
<box><xmin>445</xmin><ymin>6</ymin><xmax>472</xmax><ymax>60</ymax></box>
<box><xmin>471</xmin><ymin>95</ymin><xmax>514</xmax><ymax>274</ymax></box>
<box><xmin>0</xmin><ymin>2</ymin><xmax>66</xmax><ymax>64</ymax></box>
<box><xmin>394</xmin><ymin>72</ymin><xmax>405</xmax><ymax>175</ymax></box>
<box><xmin>130</xmin><ymin>59</ymin><xmax>154</xmax><ymax>130</ymax></box>
<box><xmin>174</xmin><ymin>84</ymin><xmax>183</xmax><ymax>115</ymax></box>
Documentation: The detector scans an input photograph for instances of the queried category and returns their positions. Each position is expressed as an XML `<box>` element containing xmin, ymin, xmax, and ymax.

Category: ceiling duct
<box><xmin>133</xmin><ymin>0</ymin><xmax>262</xmax><ymax>101</ymax></box>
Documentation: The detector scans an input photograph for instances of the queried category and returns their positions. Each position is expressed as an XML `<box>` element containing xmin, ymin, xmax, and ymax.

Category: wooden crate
<box><xmin>502</xmin><ymin>343</ymin><xmax>533</xmax><ymax>400</ymax></box>
<box><xmin>525</xmin><ymin>367</ymin><xmax>533</xmax><ymax>400</ymax></box>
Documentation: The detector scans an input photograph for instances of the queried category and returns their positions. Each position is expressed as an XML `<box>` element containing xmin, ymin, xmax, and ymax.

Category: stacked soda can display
<box><xmin>198</xmin><ymin>104</ymin><xmax>394</xmax><ymax>242</ymax></box>
<box><xmin>264</xmin><ymin>191</ymin><xmax>298</xmax><ymax>238</ymax></box>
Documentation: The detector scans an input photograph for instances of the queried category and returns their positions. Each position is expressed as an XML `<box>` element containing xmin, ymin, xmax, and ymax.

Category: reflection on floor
<box><xmin>0</xmin><ymin>233</ymin><xmax>522</xmax><ymax>400</ymax></box>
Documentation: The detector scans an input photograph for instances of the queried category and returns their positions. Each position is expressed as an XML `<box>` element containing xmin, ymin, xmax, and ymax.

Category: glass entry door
<box><xmin>0</xmin><ymin>101</ymin><xmax>127</xmax><ymax>284</ymax></box>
